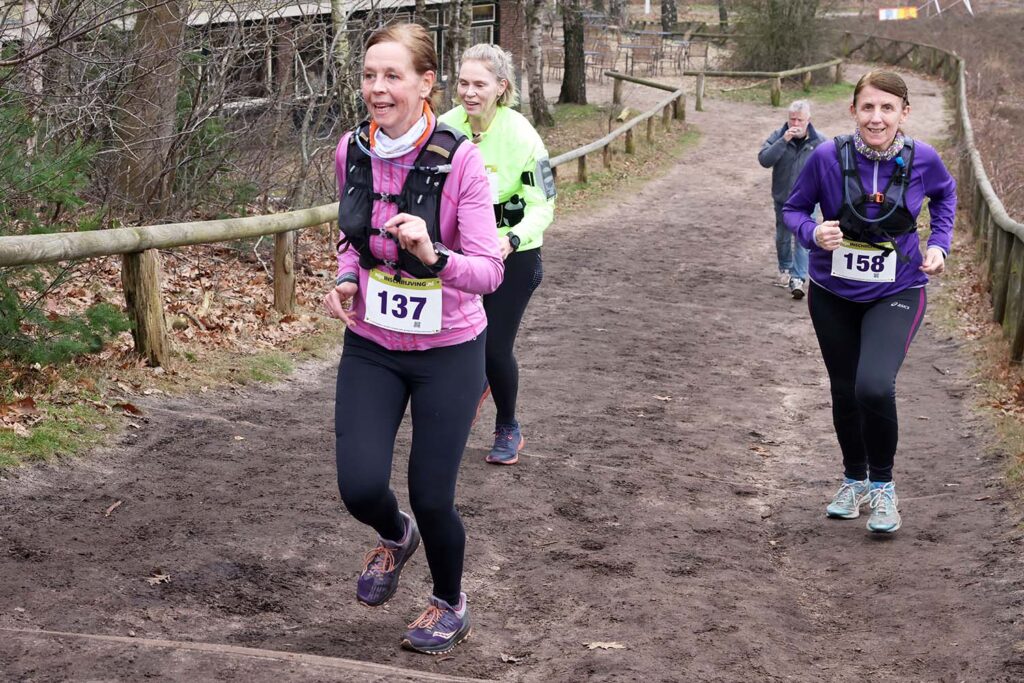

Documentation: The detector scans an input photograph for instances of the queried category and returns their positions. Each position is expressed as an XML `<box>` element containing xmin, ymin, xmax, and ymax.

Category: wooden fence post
<box><xmin>603</xmin><ymin>144</ymin><xmax>611</xmax><ymax>170</ymax></box>
<box><xmin>991</xmin><ymin>227</ymin><xmax>1014</xmax><ymax>324</ymax></box>
<box><xmin>613</xmin><ymin>77</ymin><xmax>623</xmax><ymax>105</ymax></box>
<box><xmin>121</xmin><ymin>249</ymin><xmax>168</xmax><ymax>367</ymax></box>
<box><xmin>695</xmin><ymin>73</ymin><xmax>705</xmax><ymax>112</ymax></box>
<box><xmin>274</xmin><ymin>231</ymin><xmax>296</xmax><ymax>314</ymax></box>
<box><xmin>673</xmin><ymin>94</ymin><xmax>685</xmax><ymax>120</ymax></box>
<box><xmin>770</xmin><ymin>77</ymin><xmax>781</xmax><ymax>106</ymax></box>
<box><xmin>1004</xmin><ymin>238</ymin><xmax>1024</xmax><ymax>361</ymax></box>
<box><xmin>646</xmin><ymin>116</ymin><xmax>654</xmax><ymax>144</ymax></box>
<box><xmin>834</xmin><ymin>61</ymin><xmax>843</xmax><ymax>84</ymax></box>
<box><xmin>662</xmin><ymin>104</ymin><xmax>671</xmax><ymax>130</ymax></box>
<box><xmin>577</xmin><ymin>155</ymin><xmax>587</xmax><ymax>184</ymax></box>
<box><xmin>802</xmin><ymin>70</ymin><xmax>812</xmax><ymax>92</ymax></box>
<box><xmin>625</xmin><ymin>127</ymin><xmax>635</xmax><ymax>154</ymax></box>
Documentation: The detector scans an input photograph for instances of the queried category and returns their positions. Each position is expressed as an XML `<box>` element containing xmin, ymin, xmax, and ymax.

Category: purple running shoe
<box><xmin>401</xmin><ymin>593</ymin><xmax>472</xmax><ymax>655</ymax></box>
<box><xmin>356</xmin><ymin>511</ymin><xmax>419</xmax><ymax>607</ymax></box>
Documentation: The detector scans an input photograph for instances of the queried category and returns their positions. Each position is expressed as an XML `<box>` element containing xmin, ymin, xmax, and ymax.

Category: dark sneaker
<box><xmin>356</xmin><ymin>511</ymin><xmax>420</xmax><ymax>607</ymax></box>
<box><xmin>486</xmin><ymin>422</ymin><xmax>524</xmax><ymax>465</ymax></box>
<box><xmin>401</xmin><ymin>593</ymin><xmax>472</xmax><ymax>655</ymax></box>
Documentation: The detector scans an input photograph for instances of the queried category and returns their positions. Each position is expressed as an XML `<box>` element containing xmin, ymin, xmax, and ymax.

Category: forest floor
<box><xmin>2</xmin><ymin>65</ymin><xmax>1023</xmax><ymax>682</ymax></box>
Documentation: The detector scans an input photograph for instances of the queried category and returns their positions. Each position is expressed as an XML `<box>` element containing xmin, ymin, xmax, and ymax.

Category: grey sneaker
<box><xmin>789</xmin><ymin>277</ymin><xmax>806</xmax><ymax>300</ymax></box>
<box><xmin>774</xmin><ymin>270</ymin><xmax>791</xmax><ymax>287</ymax></box>
<box><xmin>866</xmin><ymin>481</ymin><xmax>901</xmax><ymax>533</ymax></box>
<box><xmin>826</xmin><ymin>478</ymin><xmax>869</xmax><ymax>519</ymax></box>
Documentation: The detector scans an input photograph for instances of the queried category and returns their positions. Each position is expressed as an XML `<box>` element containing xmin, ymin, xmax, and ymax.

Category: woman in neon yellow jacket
<box><xmin>440</xmin><ymin>43</ymin><xmax>556</xmax><ymax>465</ymax></box>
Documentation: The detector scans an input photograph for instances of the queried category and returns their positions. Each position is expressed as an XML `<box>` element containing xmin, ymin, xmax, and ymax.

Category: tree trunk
<box><xmin>661</xmin><ymin>0</ymin><xmax>677</xmax><ymax>32</ymax></box>
<box><xmin>609</xmin><ymin>0</ymin><xmax>627</xmax><ymax>25</ymax></box>
<box><xmin>718</xmin><ymin>0</ymin><xmax>729</xmax><ymax>31</ymax></box>
<box><xmin>445</xmin><ymin>0</ymin><xmax>473</xmax><ymax>111</ymax></box>
<box><xmin>20</xmin><ymin>0</ymin><xmax>44</xmax><ymax>156</ymax></box>
<box><xmin>415</xmin><ymin>0</ymin><xmax>429</xmax><ymax>26</ymax></box>
<box><xmin>330</xmin><ymin>0</ymin><xmax>360</xmax><ymax>125</ymax></box>
<box><xmin>112</xmin><ymin>0</ymin><xmax>187</xmax><ymax>220</ymax></box>
<box><xmin>526</xmin><ymin>0</ymin><xmax>554</xmax><ymax>126</ymax></box>
<box><xmin>559</xmin><ymin>0</ymin><xmax>587</xmax><ymax>105</ymax></box>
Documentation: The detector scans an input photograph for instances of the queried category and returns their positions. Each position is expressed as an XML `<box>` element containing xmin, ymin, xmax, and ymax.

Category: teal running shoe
<box><xmin>866</xmin><ymin>481</ymin><xmax>901</xmax><ymax>533</ymax></box>
<box><xmin>826</xmin><ymin>478</ymin><xmax>869</xmax><ymax>519</ymax></box>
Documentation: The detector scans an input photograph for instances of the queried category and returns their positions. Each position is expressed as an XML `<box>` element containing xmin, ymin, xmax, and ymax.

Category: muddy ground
<box><xmin>2</xmin><ymin>67</ymin><xmax>1023</xmax><ymax>682</ymax></box>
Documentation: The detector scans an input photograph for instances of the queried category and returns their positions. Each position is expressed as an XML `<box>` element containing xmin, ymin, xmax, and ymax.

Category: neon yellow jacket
<box><xmin>439</xmin><ymin>105</ymin><xmax>555</xmax><ymax>251</ymax></box>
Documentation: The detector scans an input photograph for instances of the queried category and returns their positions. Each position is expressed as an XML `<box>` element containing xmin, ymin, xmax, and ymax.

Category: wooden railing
<box><xmin>839</xmin><ymin>31</ymin><xmax>1024</xmax><ymax>360</ymax></box>
<box><xmin>681</xmin><ymin>58</ymin><xmax>844</xmax><ymax>109</ymax></box>
<box><xmin>550</xmin><ymin>71</ymin><xmax>685</xmax><ymax>183</ymax></box>
<box><xmin>0</xmin><ymin>79</ymin><xmax>687</xmax><ymax>366</ymax></box>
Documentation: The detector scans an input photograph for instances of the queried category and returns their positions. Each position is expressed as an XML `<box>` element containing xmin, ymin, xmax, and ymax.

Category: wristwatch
<box><xmin>507</xmin><ymin>232</ymin><xmax>521</xmax><ymax>252</ymax></box>
<box><xmin>430</xmin><ymin>242</ymin><xmax>450</xmax><ymax>273</ymax></box>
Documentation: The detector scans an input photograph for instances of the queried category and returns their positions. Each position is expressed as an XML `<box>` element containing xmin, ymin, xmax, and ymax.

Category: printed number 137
<box><xmin>377</xmin><ymin>291</ymin><xmax>427</xmax><ymax>320</ymax></box>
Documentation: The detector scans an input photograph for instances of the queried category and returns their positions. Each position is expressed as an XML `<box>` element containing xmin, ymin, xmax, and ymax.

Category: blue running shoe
<box><xmin>826</xmin><ymin>478</ymin><xmax>869</xmax><ymax>519</ymax></box>
<box><xmin>866</xmin><ymin>481</ymin><xmax>901</xmax><ymax>533</ymax></box>
<box><xmin>402</xmin><ymin>593</ymin><xmax>472</xmax><ymax>655</ymax></box>
<box><xmin>356</xmin><ymin>511</ymin><xmax>420</xmax><ymax>607</ymax></box>
<box><xmin>486</xmin><ymin>422</ymin><xmax>523</xmax><ymax>465</ymax></box>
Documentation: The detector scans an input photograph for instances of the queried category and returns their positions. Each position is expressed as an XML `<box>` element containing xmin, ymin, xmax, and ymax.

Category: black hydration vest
<box><xmin>337</xmin><ymin>121</ymin><xmax>467</xmax><ymax>279</ymax></box>
<box><xmin>835</xmin><ymin>134</ymin><xmax>917</xmax><ymax>259</ymax></box>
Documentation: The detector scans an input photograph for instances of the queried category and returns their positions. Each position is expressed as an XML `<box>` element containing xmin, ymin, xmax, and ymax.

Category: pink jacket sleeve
<box><xmin>335</xmin><ymin>133</ymin><xmax>360</xmax><ymax>279</ymax></box>
<box><xmin>438</xmin><ymin>141</ymin><xmax>504</xmax><ymax>295</ymax></box>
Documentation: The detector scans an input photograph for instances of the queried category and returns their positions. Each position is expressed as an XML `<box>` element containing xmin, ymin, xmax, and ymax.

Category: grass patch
<box><xmin>0</xmin><ymin>401</ymin><xmax>120</xmax><ymax>466</ymax></box>
<box><xmin>555</xmin><ymin>126</ymin><xmax>702</xmax><ymax>213</ymax></box>
<box><xmin>243</xmin><ymin>351</ymin><xmax>295</xmax><ymax>383</ymax></box>
<box><xmin>712</xmin><ymin>79</ymin><xmax>854</xmax><ymax>107</ymax></box>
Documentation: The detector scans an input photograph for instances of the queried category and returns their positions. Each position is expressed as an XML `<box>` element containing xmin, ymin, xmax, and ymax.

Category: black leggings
<box><xmin>334</xmin><ymin>329</ymin><xmax>485</xmax><ymax>605</ymax></box>
<box><xmin>483</xmin><ymin>248</ymin><xmax>543</xmax><ymax>425</ymax></box>
<box><xmin>807</xmin><ymin>281</ymin><xmax>926</xmax><ymax>483</ymax></box>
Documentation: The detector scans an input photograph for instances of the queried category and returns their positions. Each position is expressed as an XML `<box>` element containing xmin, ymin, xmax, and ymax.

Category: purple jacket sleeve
<box><xmin>438</xmin><ymin>142</ymin><xmax>504</xmax><ymax>295</ymax></box>
<box><xmin>917</xmin><ymin>144</ymin><xmax>957</xmax><ymax>256</ymax></box>
<box><xmin>782</xmin><ymin>142</ymin><xmax>831</xmax><ymax>249</ymax></box>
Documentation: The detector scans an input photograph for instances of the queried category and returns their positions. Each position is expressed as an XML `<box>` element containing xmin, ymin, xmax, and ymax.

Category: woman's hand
<box><xmin>324</xmin><ymin>282</ymin><xmax>360</xmax><ymax>327</ymax></box>
<box><xmin>498</xmin><ymin>235</ymin><xmax>514</xmax><ymax>260</ymax></box>
<box><xmin>814</xmin><ymin>220</ymin><xmax>843</xmax><ymax>251</ymax></box>
<box><xmin>920</xmin><ymin>246</ymin><xmax>946</xmax><ymax>275</ymax></box>
<box><xmin>384</xmin><ymin>213</ymin><xmax>437</xmax><ymax>266</ymax></box>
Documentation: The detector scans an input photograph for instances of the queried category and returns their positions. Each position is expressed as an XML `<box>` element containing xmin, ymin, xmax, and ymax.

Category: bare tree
<box><xmin>559</xmin><ymin>0</ymin><xmax>586</xmax><ymax>104</ymax></box>
<box><xmin>525</xmin><ymin>0</ymin><xmax>554</xmax><ymax>127</ymax></box>
<box><xmin>661</xmin><ymin>0</ymin><xmax>677</xmax><ymax>32</ymax></box>
<box><xmin>718</xmin><ymin>0</ymin><xmax>729</xmax><ymax>31</ymax></box>
<box><xmin>445</xmin><ymin>0</ymin><xmax>473</xmax><ymax>110</ymax></box>
<box><xmin>112</xmin><ymin>0</ymin><xmax>188</xmax><ymax>219</ymax></box>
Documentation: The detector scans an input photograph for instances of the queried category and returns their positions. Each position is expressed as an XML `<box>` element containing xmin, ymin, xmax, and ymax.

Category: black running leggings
<box><xmin>807</xmin><ymin>281</ymin><xmax>926</xmax><ymax>483</ymax></box>
<box><xmin>334</xmin><ymin>329</ymin><xmax>485</xmax><ymax>605</ymax></box>
<box><xmin>483</xmin><ymin>248</ymin><xmax>543</xmax><ymax>425</ymax></box>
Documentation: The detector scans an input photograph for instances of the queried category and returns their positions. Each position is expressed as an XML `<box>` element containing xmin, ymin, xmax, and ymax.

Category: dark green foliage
<box><xmin>730</xmin><ymin>0</ymin><xmax>822</xmax><ymax>72</ymax></box>
<box><xmin>0</xmin><ymin>98</ymin><xmax>130</xmax><ymax>366</ymax></box>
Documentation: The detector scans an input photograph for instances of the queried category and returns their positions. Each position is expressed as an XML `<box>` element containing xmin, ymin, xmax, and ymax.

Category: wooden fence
<box><xmin>839</xmin><ymin>31</ymin><xmax>1024</xmax><ymax>361</ymax></box>
<box><xmin>681</xmin><ymin>58</ymin><xmax>844</xmax><ymax>109</ymax></box>
<box><xmin>0</xmin><ymin>81</ymin><xmax>685</xmax><ymax>366</ymax></box>
<box><xmin>551</xmin><ymin>71</ymin><xmax>685</xmax><ymax>183</ymax></box>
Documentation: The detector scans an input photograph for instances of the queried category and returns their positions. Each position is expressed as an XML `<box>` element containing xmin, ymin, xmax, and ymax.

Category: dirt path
<box><xmin>3</xmin><ymin>68</ymin><xmax>1023</xmax><ymax>682</ymax></box>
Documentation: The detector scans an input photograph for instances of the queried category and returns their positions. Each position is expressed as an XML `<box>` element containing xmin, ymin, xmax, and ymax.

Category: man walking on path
<box><xmin>758</xmin><ymin>99</ymin><xmax>827</xmax><ymax>300</ymax></box>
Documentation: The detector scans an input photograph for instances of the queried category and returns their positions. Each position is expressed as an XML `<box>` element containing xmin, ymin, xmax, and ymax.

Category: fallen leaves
<box><xmin>145</xmin><ymin>572</ymin><xmax>171</xmax><ymax>586</ymax></box>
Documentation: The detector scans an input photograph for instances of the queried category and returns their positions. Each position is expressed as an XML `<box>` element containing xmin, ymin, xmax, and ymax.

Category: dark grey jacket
<box><xmin>758</xmin><ymin>122</ymin><xmax>827</xmax><ymax>204</ymax></box>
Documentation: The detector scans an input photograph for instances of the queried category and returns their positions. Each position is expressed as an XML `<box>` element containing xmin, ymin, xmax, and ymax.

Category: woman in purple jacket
<box><xmin>322</xmin><ymin>23</ymin><xmax>502</xmax><ymax>654</ymax></box>
<box><xmin>783</xmin><ymin>70</ymin><xmax>957</xmax><ymax>534</ymax></box>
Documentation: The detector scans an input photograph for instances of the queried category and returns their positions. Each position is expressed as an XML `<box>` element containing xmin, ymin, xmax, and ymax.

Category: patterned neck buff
<box><xmin>853</xmin><ymin>127</ymin><xmax>906</xmax><ymax>161</ymax></box>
